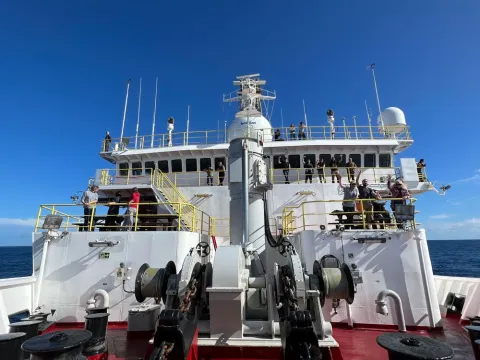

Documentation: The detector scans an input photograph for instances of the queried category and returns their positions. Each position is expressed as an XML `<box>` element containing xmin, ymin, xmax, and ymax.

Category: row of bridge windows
<box><xmin>118</xmin><ymin>153</ymin><xmax>392</xmax><ymax>176</ymax></box>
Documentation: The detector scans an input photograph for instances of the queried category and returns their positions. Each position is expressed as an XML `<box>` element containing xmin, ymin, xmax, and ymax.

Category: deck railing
<box><xmin>93</xmin><ymin>166</ymin><xmax>424</xmax><ymax>188</ymax></box>
<box><xmin>281</xmin><ymin>198</ymin><xmax>417</xmax><ymax>235</ymax></box>
<box><xmin>100</xmin><ymin>125</ymin><xmax>411</xmax><ymax>152</ymax></box>
<box><xmin>34</xmin><ymin>202</ymin><xmax>214</xmax><ymax>234</ymax></box>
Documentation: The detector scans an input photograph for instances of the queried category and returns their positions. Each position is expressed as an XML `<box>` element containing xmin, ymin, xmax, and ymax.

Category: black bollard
<box><xmin>83</xmin><ymin>312</ymin><xmax>110</xmax><ymax>356</ymax></box>
<box><xmin>22</xmin><ymin>330</ymin><xmax>92</xmax><ymax>360</ymax></box>
<box><xmin>377</xmin><ymin>333</ymin><xmax>454</xmax><ymax>360</ymax></box>
<box><xmin>0</xmin><ymin>332</ymin><xmax>26</xmax><ymax>360</ymax></box>
<box><xmin>85</xmin><ymin>307</ymin><xmax>108</xmax><ymax>315</ymax></box>
<box><xmin>465</xmin><ymin>325</ymin><xmax>480</xmax><ymax>360</ymax></box>
<box><xmin>467</xmin><ymin>316</ymin><xmax>480</xmax><ymax>325</ymax></box>
<box><xmin>9</xmin><ymin>320</ymin><xmax>43</xmax><ymax>359</ymax></box>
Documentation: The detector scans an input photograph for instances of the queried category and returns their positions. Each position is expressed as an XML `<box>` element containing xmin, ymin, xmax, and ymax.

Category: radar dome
<box><xmin>377</xmin><ymin>107</ymin><xmax>407</xmax><ymax>134</ymax></box>
<box><xmin>227</xmin><ymin>113</ymin><xmax>273</xmax><ymax>142</ymax></box>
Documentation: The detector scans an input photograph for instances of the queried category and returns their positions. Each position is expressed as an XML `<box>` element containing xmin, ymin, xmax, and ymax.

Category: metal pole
<box><xmin>120</xmin><ymin>79</ymin><xmax>131</xmax><ymax>143</ymax></box>
<box><xmin>370</xmin><ymin>64</ymin><xmax>385</xmax><ymax>131</ymax></box>
<box><xmin>353</xmin><ymin>116</ymin><xmax>358</xmax><ymax>139</ymax></box>
<box><xmin>151</xmin><ymin>77</ymin><xmax>158</xmax><ymax>148</ymax></box>
<box><xmin>186</xmin><ymin>105</ymin><xmax>190</xmax><ymax>145</ymax></box>
<box><xmin>224</xmin><ymin>120</ymin><xmax>227</xmax><ymax>143</ymax></box>
<box><xmin>135</xmin><ymin>78</ymin><xmax>142</xmax><ymax>149</ymax></box>
<box><xmin>242</xmin><ymin>141</ymin><xmax>249</xmax><ymax>247</ymax></box>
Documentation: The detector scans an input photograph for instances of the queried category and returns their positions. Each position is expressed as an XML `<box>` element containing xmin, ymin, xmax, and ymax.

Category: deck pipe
<box><xmin>0</xmin><ymin>332</ymin><xmax>26</xmax><ymax>360</ymax></box>
<box><xmin>82</xmin><ymin>313</ymin><xmax>110</xmax><ymax>356</ymax></box>
<box><xmin>242</xmin><ymin>140</ymin><xmax>249</xmax><ymax>247</ymax></box>
<box><xmin>9</xmin><ymin>320</ymin><xmax>43</xmax><ymax>359</ymax></box>
<box><xmin>375</xmin><ymin>290</ymin><xmax>406</xmax><ymax>332</ymax></box>
<box><xmin>86</xmin><ymin>289</ymin><xmax>110</xmax><ymax>309</ymax></box>
<box><xmin>22</xmin><ymin>330</ymin><xmax>92</xmax><ymax>360</ymax></box>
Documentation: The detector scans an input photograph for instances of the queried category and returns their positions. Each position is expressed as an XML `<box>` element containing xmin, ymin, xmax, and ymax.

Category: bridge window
<box><xmin>145</xmin><ymin>161</ymin><xmax>155</xmax><ymax>175</ymax></box>
<box><xmin>319</xmin><ymin>154</ymin><xmax>331</xmax><ymax>165</ymax></box>
<box><xmin>171</xmin><ymin>159</ymin><xmax>183</xmax><ymax>173</ymax></box>
<box><xmin>200</xmin><ymin>158</ymin><xmax>211</xmax><ymax>171</ymax></box>
<box><xmin>379</xmin><ymin>153</ymin><xmax>391</xmax><ymax>168</ymax></box>
<box><xmin>273</xmin><ymin>155</ymin><xmax>285</xmax><ymax>169</ymax></box>
<box><xmin>186</xmin><ymin>158</ymin><xmax>198</xmax><ymax>172</ymax></box>
<box><xmin>132</xmin><ymin>162</ymin><xmax>142</xmax><ymax>175</ymax></box>
<box><xmin>215</xmin><ymin>157</ymin><xmax>226</xmax><ymax>169</ymax></box>
<box><xmin>334</xmin><ymin>154</ymin><xmax>346</xmax><ymax>167</ymax></box>
<box><xmin>158</xmin><ymin>160</ymin><xmax>169</xmax><ymax>173</ymax></box>
<box><xmin>364</xmin><ymin>154</ymin><xmax>376</xmax><ymax>168</ymax></box>
<box><xmin>303</xmin><ymin>154</ymin><xmax>315</xmax><ymax>166</ymax></box>
<box><xmin>348</xmin><ymin>154</ymin><xmax>361</xmax><ymax>167</ymax></box>
<box><xmin>119</xmin><ymin>163</ymin><xmax>129</xmax><ymax>176</ymax></box>
<box><xmin>288</xmin><ymin>155</ymin><xmax>300</xmax><ymax>169</ymax></box>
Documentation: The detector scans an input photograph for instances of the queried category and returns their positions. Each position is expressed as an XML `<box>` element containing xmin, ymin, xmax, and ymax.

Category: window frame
<box><xmin>145</xmin><ymin>161</ymin><xmax>156</xmax><ymax>175</ymax></box>
<box><xmin>364</xmin><ymin>153</ymin><xmax>376</xmax><ymax>168</ymax></box>
<box><xmin>185</xmin><ymin>158</ymin><xmax>198</xmax><ymax>172</ymax></box>
<box><xmin>379</xmin><ymin>153</ymin><xmax>391</xmax><ymax>168</ymax></box>
<box><xmin>171</xmin><ymin>159</ymin><xmax>183</xmax><ymax>173</ymax></box>
<box><xmin>158</xmin><ymin>160</ymin><xmax>169</xmax><ymax>173</ymax></box>
<box><xmin>288</xmin><ymin>154</ymin><xmax>301</xmax><ymax>169</ymax></box>
<box><xmin>119</xmin><ymin>162</ymin><xmax>129</xmax><ymax>176</ymax></box>
<box><xmin>303</xmin><ymin>154</ymin><xmax>315</xmax><ymax>167</ymax></box>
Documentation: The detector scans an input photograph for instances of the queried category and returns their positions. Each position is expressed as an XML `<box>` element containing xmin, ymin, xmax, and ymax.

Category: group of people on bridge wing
<box><xmin>80</xmin><ymin>186</ymin><xmax>140</xmax><ymax>231</ymax></box>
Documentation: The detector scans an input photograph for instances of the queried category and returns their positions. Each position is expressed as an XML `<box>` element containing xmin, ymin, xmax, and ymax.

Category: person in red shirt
<box><xmin>124</xmin><ymin>187</ymin><xmax>140</xmax><ymax>231</ymax></box>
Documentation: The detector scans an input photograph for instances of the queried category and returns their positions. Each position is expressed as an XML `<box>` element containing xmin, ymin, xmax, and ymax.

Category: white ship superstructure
<box><xmin>0</xmin><ymin>73</ymin><xmax>478</xmax><ymax>360</ymax></box>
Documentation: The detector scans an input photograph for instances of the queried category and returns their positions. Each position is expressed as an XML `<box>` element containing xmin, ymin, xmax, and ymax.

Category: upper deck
<box><xmin>100</xmin><ymin>124</ymin><xmax>412</xmax><ymax>156</ymax></box>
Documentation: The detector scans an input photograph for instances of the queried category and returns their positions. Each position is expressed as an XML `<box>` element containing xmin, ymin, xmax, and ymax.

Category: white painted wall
<box><xmin>33</xmin><ymin>231</ymin><xmax>213</xmax><ymax>323</ymax></box>
<box><xmin>0</xmin><ymin>277</ymin><xmax>35</xmax><ymax>333</ymax></box>
<box><xmin>434</xmin><ymin>275</ymin><xmax>480</xmax><ymax>319</ymax></box>
<box><xmin>289</xmin><ymin>229</ymin><xmax>442</xmax><ymax>328</ymax></box>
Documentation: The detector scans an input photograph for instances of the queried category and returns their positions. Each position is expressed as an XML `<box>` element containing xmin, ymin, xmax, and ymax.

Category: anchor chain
<box><xmin>179</xmin><ymin>277</ymin><xmax>198</xmax><ymax>313</ymax></box>
<box><xmin>281</xmin><ymin>265</ymin><xmax>299</xmax><ymax>312</ymax></box>
<box><xmin>156</xmin><ymin>341</ymin><xmax>174</xmax><ymax>360</ymax></box>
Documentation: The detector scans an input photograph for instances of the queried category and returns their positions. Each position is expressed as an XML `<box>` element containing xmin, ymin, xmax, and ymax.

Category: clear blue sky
<box><xmin>0</xmin><ymin>0</ymin><xmax>479</xmax><ymax>245</ymax></box>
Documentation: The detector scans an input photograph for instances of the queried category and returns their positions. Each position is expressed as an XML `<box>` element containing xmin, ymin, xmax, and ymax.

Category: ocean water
<box><xmin>0</xmin><ymin>240</ymin><xmax>479</xmax><ymax>279</ymax></box>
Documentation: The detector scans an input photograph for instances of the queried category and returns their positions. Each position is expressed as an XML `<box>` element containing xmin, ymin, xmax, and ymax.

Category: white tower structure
<box><xmin>223</xmin><ymin>74</ymin><xmax>275</xmax><ymax>248</ymax></box>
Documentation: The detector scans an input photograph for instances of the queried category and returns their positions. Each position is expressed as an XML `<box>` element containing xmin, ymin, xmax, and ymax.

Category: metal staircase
<box><xmin>151</xmin><ymin>170</ymin><xmax>196</xmax><ymax>232</ymax></box>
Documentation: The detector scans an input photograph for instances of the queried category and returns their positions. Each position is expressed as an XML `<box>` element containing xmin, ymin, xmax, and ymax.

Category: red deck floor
<box><xmin>45</xmin><ymin>317</ymin><xmax>475</xmax><ymax>360</ymax></box>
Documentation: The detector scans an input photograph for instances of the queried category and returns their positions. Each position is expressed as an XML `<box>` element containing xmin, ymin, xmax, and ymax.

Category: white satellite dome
<box><xmin>377</xmin><ymin>107</ymin><xmax>407</xmax><ymax>134</ymax></box>
<box><xmin>227</xmin><ymin>113</ymin><xmax>273</xmax><ymax>142</ymax></box>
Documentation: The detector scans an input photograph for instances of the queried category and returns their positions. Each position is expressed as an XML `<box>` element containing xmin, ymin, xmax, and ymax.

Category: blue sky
<box><xmin>0</xmin><ymin>0</ymin><xmax>479</xmax><ymax>245</ymax></box>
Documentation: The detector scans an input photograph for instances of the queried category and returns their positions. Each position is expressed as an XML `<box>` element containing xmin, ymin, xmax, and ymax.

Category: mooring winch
<box><xmin>0</xmin><ymin>332</ymin><xmax>26</xmax><ymax>360</ymax></box>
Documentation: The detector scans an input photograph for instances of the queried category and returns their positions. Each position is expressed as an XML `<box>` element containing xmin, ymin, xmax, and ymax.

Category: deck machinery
<box><xmin>134</xmin><ymin>75</ymin><xmax>356</xmax><ymax>360</ymax></box>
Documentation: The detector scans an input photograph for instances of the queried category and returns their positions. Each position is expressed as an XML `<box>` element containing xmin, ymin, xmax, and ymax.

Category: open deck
<box><xmin>100</xmin><ymin>125</ymin><xmax>412</xmax><ymax>152</ymax></box>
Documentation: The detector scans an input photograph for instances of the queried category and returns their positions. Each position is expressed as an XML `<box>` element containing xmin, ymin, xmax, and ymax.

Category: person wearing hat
<box><xmin>123</xmin><ymin>187</ymin><xmax>141</xmax><ymax>231</ymax></box>
<box><xmin>387</xmin><ymin>175</ymin><xmax>411</xmax><ymax>229</ymax></box>
<box><xmin>337</xmin><ymin>174</ymin><xmax>359</xmax><ymax>229</ymax></box>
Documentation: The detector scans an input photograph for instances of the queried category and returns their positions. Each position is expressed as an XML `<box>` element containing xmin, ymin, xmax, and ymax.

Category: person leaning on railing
<box><xmin>81</xmin><ymin>185</ymin><xmax>99</xmax><ymax>231</ymax></box>
<box><xmin>337</xmin><ymin>174</ymin><xmax>359</xmax><ymax>230</ymax></box>
<box><xmin>387</xmin><ymin>175</ymin><xmax>411</xmax><ymax>229</ymax></box>
<box><xmin>329</xmin><ymin>158</ymin><xmax>339</xmax><ymax>183</ymax></box>
<box><xmin>123</xmin><ymin>187</ymin><xmax>140</xmax><ymax>231</ymax></box>
<box><xmin>356</xmin><ymin>169</ymin><xmax>378</xmax><ymax>229</ymax></box>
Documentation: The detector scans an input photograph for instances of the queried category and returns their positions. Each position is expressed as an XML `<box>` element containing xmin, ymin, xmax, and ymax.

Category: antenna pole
<box><xmin>186</xmin><ymin>105</ymin><xmax>190</xmax><ymax>145</ymax></box>
<box><xmin>369</xmin><ymin>64</ymin><xmax>385</xmax><ymax>131</ymax></box>
<box><xmin>365</xmin><ymin>100</ymin><xmax>373</xmax><ymax>139</ymax></box>
<box><xmin>120</xmin><ymin>79</ymin><xmax>131</xmax><ymax>143</ymax></box>
<box><xmin>135</xmin><ymin>78</ymin><xmax>142</xmax><ymax>149</ymax></box>
<box><xmin>302</xmin><ymin>99</ymin><xmax>309</xmax><ymax>139</ymax></box>
<box><xmin>353</xmin><ymin>116</ymin><xmax>358</xmax><ymax>139</ymax></box>
<box><xmin>151</xmin><ymin>77</ymin><xmax>158</xmax><ymax>148</ymax></box>
<box><xmin>224</xmin><ymin>120</ymin><xmax>227</xmax><ymax>143</ymax></box>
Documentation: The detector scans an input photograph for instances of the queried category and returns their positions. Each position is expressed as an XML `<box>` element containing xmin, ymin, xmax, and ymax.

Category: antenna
<box><xmin>368</xmin><ymin>63</ymin><xmax>385</xmax><ymax>131</ymax></box>
<box><xmin>353</xmin><ymin>116</ymin><xmax>358</xmax><ymax>139</ymax></box>
<box><xmin>365</xmin><ymin>100</ymin><xmax>373</xmax><ymax>139</ymax></box>
<box><xmin>186</xmin><ymin>105</ymin><xmax>190</xmax><ymax>145</ymax></box>
<box><xmin>120</xmin><ymin>79</ymin><xmax>131</xmax><ymax>143</ymax></box>
<box><xmin>150</xmin><ymin>77</ymin><xmax>158</xmax><ymax>148</ymax></box>
<box><xmin>302</xmin><ymin>99</ymin><xmax>308</xmax><ymax>127</ymax></box>
<box><xmin>135</xmin><ymin>78</ymin><xmax>142</xmax><ymax>149</ymax></box>
<box><xmin>280</xmin><ymin>108</ymin><xmax>284</xmax><ymax>133</ymax></box>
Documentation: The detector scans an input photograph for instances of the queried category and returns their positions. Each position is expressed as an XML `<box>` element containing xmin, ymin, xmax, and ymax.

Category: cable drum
<box><xmin>313</xmin><ymin>261</ymin><xmax>355</xmax><ymax>307</ymax></box>
<box><xmin>135</xmin><ymin>261</ymin><xmax>177</xmax><ymax>303</ymax></box>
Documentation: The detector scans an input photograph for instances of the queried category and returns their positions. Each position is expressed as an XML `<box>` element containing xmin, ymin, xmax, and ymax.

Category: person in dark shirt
<box><xmin>274</xmin><ymin>129</ymin><xmax>282</xmax><ymax>141</ymax></box>
<box><xmin>281</xmin><ymin>156</ymin><xmax>290</xmax><ymax>184</ymax></box>
<box><xmin>417</xmin><ymin>159</ymin><xmax>426</xmax><ymax>182</ymax></box>
<box><xmin>205</xmin><ymin>166</ymin><xmax>214</xmax><ymax>186</ymax></box>
<box><xmin>346</xmin><ymin>158</ymin><xmax>356</xmax><ymax>182</ymax></box>
<box><xmin>106</xmin><ymin>191</ymin><xmax>122</xmax><ymax>231</ymax></box>
<box><xmin>104</xmin><ymin>131</ymin><xmax>111</xmax><ymax>152</ymax></box>
<box><xmin>355</xmin><ymin>169</ymin><xmax>378</xmax><ymax>229</ymax></box>
<box><xmin>217</xmin><ymin>162</ymin><xmax>226</xmax><ymax>186</ymax></box>
<box><xmin>316</xmin><ymin>158</ymin><xmax>325</xmax><ymax>183</ymax></box>
<box><xmin>304</xmin><ymin>158</ymin><xmax>314</xmax><ymax>183</ymax></box>
<box><xmin>329</xmin><ymin>158</ymin><xmax>339</xmax><ymax>183</ymax></box>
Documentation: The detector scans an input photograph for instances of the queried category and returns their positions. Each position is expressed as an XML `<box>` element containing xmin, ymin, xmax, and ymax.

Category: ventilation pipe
<box><xmin>242</xmin><ymin>140</ymin><xmax>249</xmax><ymax>247</ymax></box>
<box><xmin>375</xmin><ymin>289</ymin><xmax>406</xmax><ymax>332</ymax></box>
<box><xmin>86</xmin><ymin>289</ymin><xmax>110</xmax><ymax>309</ymax></box>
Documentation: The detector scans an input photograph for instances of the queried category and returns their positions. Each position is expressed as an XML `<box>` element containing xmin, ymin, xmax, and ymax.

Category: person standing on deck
<box><xmin>329</xmin><ymin>157</ymin><xmax>339</xmax><ymax>183</ymax></box>
<box><xmin>217</xmin><ymin>162</ymin><xmax>226</xmax><ymax>186</ymax></box>
<box><xmin>281</xmin><ymin>156</ymin><xmax>290</xmax><ymax>184</ymax></box>
<box><xmin>417</xmin><ymin>159</ymin><xmax>427</xmax><ymax>182</ymax></box>
<box><xmin>124</xmin><ymin>187</ymin><xmax>140</xmax><ymax>231</ymax></box>
<box><xmin>106</xmin><ymin>191</ymin><xmax>122</xmax><ymax>231</ymax></box>
<box><xmin>337</xmin><ymin>174</ymin><xmax>358</xmax><ymax>229</ymax></box>
<box><xmin>81</xmin><ymin>185</ymin><xmax>99</xmax><ymax>231</ymax></box>
<box><xmin>356</xmin><ymin>169</ymin><xmax>379</xmax><ymax>229</ymax></box>
<box><xmin>346</xmin><ymin>158</ymin><xmax>356</xmax><ymax>182</ymax></box>
<box><xmin>289</xmin><ymin>124</ymin><xmax>296</xmax><ymax>140</ymax></box>
<box><xmin>316</xmin><ymin>158</ymin><xmax>326</xmax><ymax>183</ymax></box>
<box><xmin>304</xmin><ymin>158</ymin><xmax>314</xmax><ymax>183</ymax></box>
<box><xmin>205</xmin><ymin>166</ymin><xmax>214</xmax><ymax>186</ymax></box>
<box><xmin>298</xmin><ymin>122</ymin><xmax>306</xmax><ymax>140</ymax></box>
<box><xmin>387</xmin><ymin>175</ymin><xmax>411</xmax><ymax>229</ymax></box>
<box><xmin>104</xmin><ymin>131</ymin><xmax>111</xmax><ymax>152</ymax></box>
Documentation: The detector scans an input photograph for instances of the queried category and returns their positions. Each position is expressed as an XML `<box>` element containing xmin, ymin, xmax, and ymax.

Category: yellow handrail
<box><xmin>34</xmin><ymin>202</ymin><xmax>212</xmax><ymax>234</ymax></box>
<box><xmin>281</xmin><ymin>198</ymin><xmax>417</xmax><ymax>235</ymax></box>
